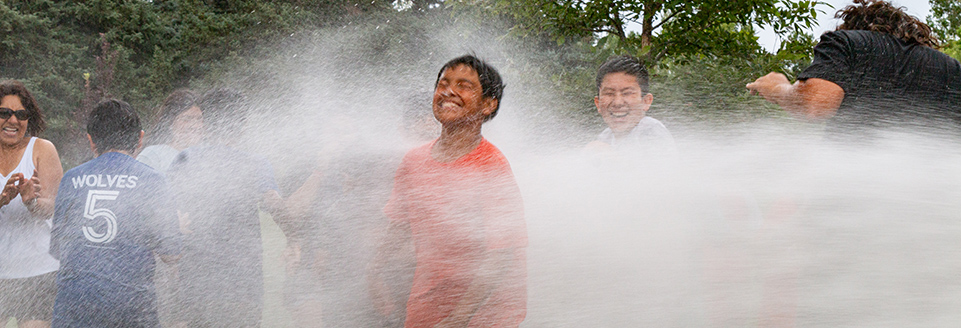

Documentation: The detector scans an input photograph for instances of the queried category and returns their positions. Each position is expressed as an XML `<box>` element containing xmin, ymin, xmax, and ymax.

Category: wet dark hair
<box><xmin>0</xmin><ymin>80</ymin><xmax>45</xmax><ymax>136</ymax></box>
<box><xmin>87</xmin><ymin>99</ymin><xmax>142</xmax><ymax>154</ymax></box>
<box><xmin>435</xmin><ymin>55</ymin><xmax>505</xmax><ymax>122</ymax></box>
<box><xmin>596</xmin><ymin>55</ymin><xmax>650</xmax><ymax>94</ymax></box>
<box><xmin>836</xmin><ymin>0</ymin><xmax>940</xmax><ymax>48</ymax></box>
<box><xmin>148</xmin><ymin>89</ymin><xmax>199</xmax><ymax>145</ymax></box>
<box><xmin>199</xmin><ymin>87</ymin><xmax>247</xmax><ymax>142</ymax></box>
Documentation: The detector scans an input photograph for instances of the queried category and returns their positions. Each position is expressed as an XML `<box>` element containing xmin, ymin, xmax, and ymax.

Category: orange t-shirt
<box><xmin>384</xmin><ymin>138</ymin><xmax>527</xmax><ymax>328</ymax></box>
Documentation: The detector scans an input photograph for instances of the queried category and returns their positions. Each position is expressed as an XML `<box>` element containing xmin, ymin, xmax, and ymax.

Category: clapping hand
<box><xmin>0</xmin><ymin>173</ymin><xmax>24</xmax><ymax>207</ymax></box>
<box><xmin>18</xmin><ymin>170</ymin><xmax>42</xmax><ymax>208</ymax></box>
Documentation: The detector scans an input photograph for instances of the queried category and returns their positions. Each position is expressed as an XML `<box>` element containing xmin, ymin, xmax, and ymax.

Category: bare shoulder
<box><xmin>32</xmin><ymin>138</ymin><xmax>63</xmax><ymax>166</ymax></box>
<box><xmin>33</xmin><ymin>138</ymin><xmax>59</xmax><ymax>154</ymax></box>
<box><xmin>33</xmin><ymin>138</ymin><xmax>57</xmax><ymax>152</ymax></box>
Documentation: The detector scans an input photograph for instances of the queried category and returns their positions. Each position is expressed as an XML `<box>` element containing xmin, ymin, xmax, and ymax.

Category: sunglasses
<box><xmin>0</xmin><ymin>108</ymin><xmax>30</xmax><ymax>120</ymax></box>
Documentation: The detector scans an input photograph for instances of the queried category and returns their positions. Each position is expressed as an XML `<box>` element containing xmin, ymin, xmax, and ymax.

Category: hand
<box><xmin>18</xmin><ymin>170</ymin><xmax>42</xmax><ymax>208</ymax></box>
<box><xmin>0</xmin><ymin>174</ymin><xmax>23</xmax><ymax>207</ymax></box>
<box><xmin>178</xmin><ymin>210</ymin><xmax>193</xmax><ymax>234</ymax></box>
<box><xmin>746</xmin><ymin>72</ymin><xmax>792</xmax><ymax>104</ymax></box>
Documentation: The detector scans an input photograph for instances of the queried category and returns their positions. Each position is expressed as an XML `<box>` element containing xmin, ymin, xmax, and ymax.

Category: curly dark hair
<box><xmin>0</xmin><ymin>80</ymin><xmax>46</xmax><ymax>136</ymax></box>
<box><xmin>836</xmin><ymin>0</ymin><xmax>940</xmax><ymax>48</ymax></box>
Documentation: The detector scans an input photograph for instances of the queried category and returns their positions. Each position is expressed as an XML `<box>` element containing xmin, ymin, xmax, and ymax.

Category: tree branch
<box><xmin>587</xmin><ymin>27</ymin><xmax>618</xmax><ymax>35</ymax></box>
<box><xmin>653</xmin><ymin>43</ymin><xmax>671</xmax><ymax>62</ymax></box>
<box><xmin>652</xmin><ymin>10</ymin><xmax>680</xmax><ymax>30</ymax></box>
<box><xmin>610</xmin><ymin>8</ymin><xmax>626</xmax><ymax>39</ymax></box>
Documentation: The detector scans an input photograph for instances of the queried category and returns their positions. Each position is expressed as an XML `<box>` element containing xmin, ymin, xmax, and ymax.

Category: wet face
<box><xmin>595</xmin><ymin>72</ymin><xmax>653</xmax><ymax>137</ymax></box>
<box><xmin>0</xmin><ymin>95</ymin><xmax>30</xmax><ymax>147</ymax></box>
<box><xmin>433</xmin><ymin>64</ymin><xmax>496</xmax><ymax>127</ymax></box>
<box><xmin>170</xmin><ymin>105</ymin><xmax>204</xmax><ymax>148</ymax></box>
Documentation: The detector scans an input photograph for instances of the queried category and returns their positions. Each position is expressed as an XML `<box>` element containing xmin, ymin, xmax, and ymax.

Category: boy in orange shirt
<box><xmin>370</xmin><ymin>55</ymin><xmax>527</xmax><ymax>328</ymax></box>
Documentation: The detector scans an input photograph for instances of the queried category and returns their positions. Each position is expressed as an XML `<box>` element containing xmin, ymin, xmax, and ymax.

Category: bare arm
<box><xmin>278</xmin><ymin>169</ymin><xmax>324</xmax><ymax>275</ymax></box>
<box><xmin>284</xmin><ymin>149</ymin><xmax>339</xmax><ymax>240</ymax></box>
<box><xmin>285</xmin><ymin>169</ymin><xmax>324</xmax><ymax>222</ymax></box>
<box><xmin>262</xmin><ymin>189</ymin><xmax>299</xmax><ymax>238</ymax></box>
<box><xmin>747</xmin><ymin>73</ymin><xmax>845</xmax><ymax>119</ymax></box>
<box><xmin>22</xmin><ymin>139</ymin><xmax>63</xmax><ymax>219</ymax></box>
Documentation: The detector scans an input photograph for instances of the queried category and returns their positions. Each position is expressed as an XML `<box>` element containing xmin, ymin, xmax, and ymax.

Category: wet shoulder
<box><xmin>465</xmin><ymin>138</ymin><xmax>511</xmax><ymax>169</ymax></box>
<box><xmin>61</xmin><ymin>153</ymin><xmax>166</xmax><ymax>191</ymax></box>
<box><xmin>831</xmin><ymin>30</ymin><xmax>897</xmax><ymax>46</ymax></box>
<box><xmin>66</xmin><ymin>152</ymin><xmax>156</xmax><ymax>175</ymax></box>
<box><xmin>31</xmin><ymin>138</ymin><xmax>57</xmax><ymax>157</ymax></box>
<box><xmin>821</xmin><ymin>30</ymin><xmax>901</xmax><ymax>58</ymax></box>
<box><xmin>62</xmin><ymin>159</ymin><xmax>94</xmax><ymax>181</ymax></box>
<box><xmin>400</xmin><ymin>141</ymin><xmax>435</xmax><ymax>166</ymax></box>
<box><xmin>835</xmin><ymin>30</ymin><xmax>955</xmax><ymax>67</ymax></box>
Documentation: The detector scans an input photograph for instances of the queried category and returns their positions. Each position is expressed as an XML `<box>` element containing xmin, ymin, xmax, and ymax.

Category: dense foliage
<box><xmin>0</xmin><ymin>0</ymin><xmax>956</xmax><ymax>167</ymax></box>
<box><xmin>464</xmin><ymin>0</ymin><xmax>823</xmax><ymax>62</ymax></box>
<box><xmin>1</xmin><ymin>0</ymin><xmax>391</xmax><ymax>166</ymax></box>
<box><xmin>928</xmin><ymin>0</ymin><xmax>961</xmax><ymax>60</ymax></box>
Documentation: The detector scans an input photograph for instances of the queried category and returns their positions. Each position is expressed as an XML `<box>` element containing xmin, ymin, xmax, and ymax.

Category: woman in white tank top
<box><xmin>0</xmin><ymin>80</ymin><xmax>64</xmax><ymax>328</ymax></box>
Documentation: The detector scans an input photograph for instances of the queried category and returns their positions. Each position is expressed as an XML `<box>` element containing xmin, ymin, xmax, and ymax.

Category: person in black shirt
<box><xmin>747</xmin><ymin>0</ymin><xmax>961</xmax><ymax>137</ymax></box>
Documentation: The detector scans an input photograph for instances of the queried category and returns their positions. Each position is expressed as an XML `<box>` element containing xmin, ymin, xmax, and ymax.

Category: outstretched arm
<box><xmin>261</xmin><ymin>189</ymin><xmax>299</xmax><ymax>238</ymax></box>
<box><xmin>747</xmin><ymin>73</ymin><xmax>844</xmax><ymax>120</ymax></box>
<box><xmin>285</xmin><ymin>169</ymin><xmax>324</xmax><ymax>226</ymax></box>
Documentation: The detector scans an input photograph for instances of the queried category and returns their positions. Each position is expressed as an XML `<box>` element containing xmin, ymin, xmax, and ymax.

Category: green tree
<box><xmin>0</xmin><ymin>0</ymin><xmax>89</xmax><ymax>165</ymax></box>
<box><xmin>928</xmin><ymin>0</ymin><xmax>960</xmax><ymax>42</ymax></box>
<box><xmin>470</xmin><ymin>0</ymin><xmax>824</xmax><ymax>61</ymax></box>
<box><xmin>2</xmin><ymin>0</ymin><xmax>398</xmax><ymax>168</ymax></box>
<box><xmin>928</xmin><ymin>0</ymin><xmax>961</xmax><ymax>61</ymax></box>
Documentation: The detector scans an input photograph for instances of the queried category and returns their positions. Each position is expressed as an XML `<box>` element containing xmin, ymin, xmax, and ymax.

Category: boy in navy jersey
<box><xmin>49</xmin><ymin>99</ymin><xmax>181</xmax><ymax>327</ymax></box>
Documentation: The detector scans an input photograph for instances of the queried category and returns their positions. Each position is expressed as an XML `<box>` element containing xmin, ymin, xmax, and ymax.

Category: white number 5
<box><xmin>82</xmin><ymin>190</ymin><xmax>120</xmax><ymax>243</ymax></box>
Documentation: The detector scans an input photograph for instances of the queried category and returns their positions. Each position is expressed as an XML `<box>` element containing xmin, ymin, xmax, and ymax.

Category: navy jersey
<box><xmin>50</xmin><ymin>152</ymin><xmax>181</xmax><ymax>326</ymax></box>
